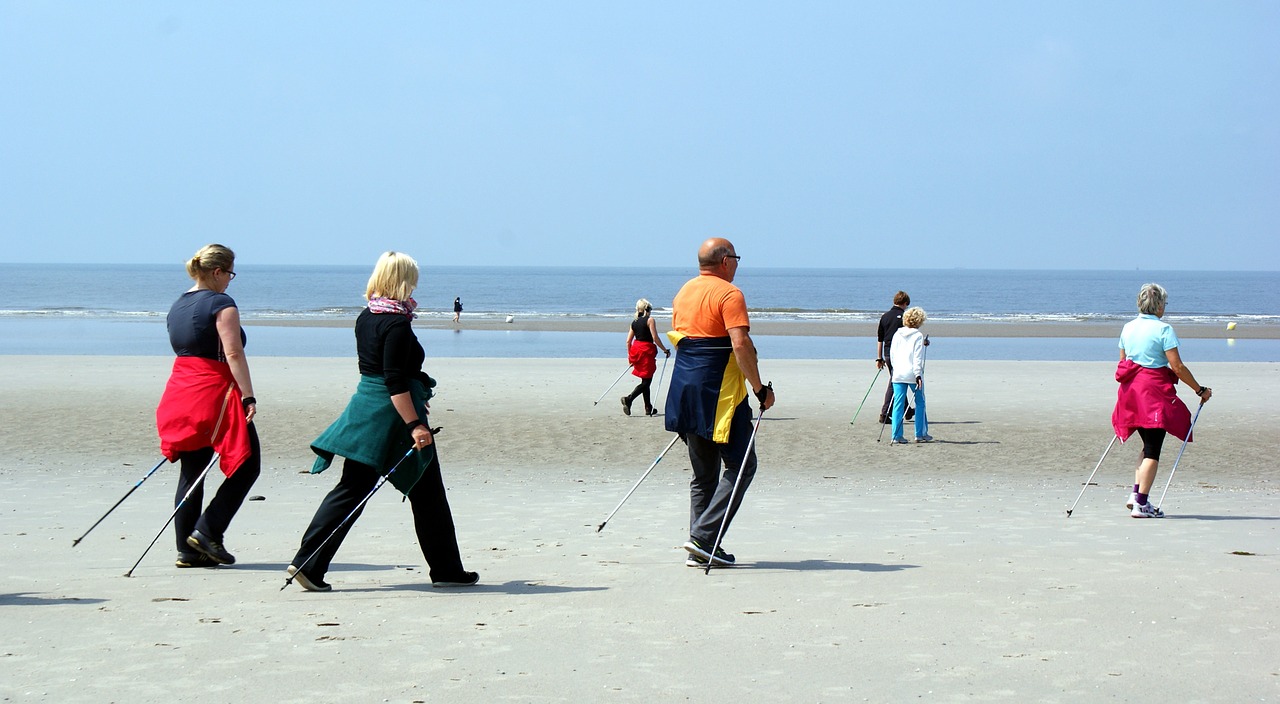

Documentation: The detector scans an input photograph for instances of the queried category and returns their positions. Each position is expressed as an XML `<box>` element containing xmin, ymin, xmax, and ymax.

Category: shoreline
<box><xmin>247</xmin><ymin>317</ymin><xmax>1280</xmax><ymax>340</ymax></box>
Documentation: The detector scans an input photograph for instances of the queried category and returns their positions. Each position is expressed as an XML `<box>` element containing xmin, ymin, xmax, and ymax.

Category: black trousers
<box><xmin>174</xmin><ymin>423</ymin><xmax>261</xmax><ymax>553</ymax></box>
<box><xmin>291</xmin><ymin>449</ymin><xmax>466</xmax><ymax>583</ymax></box>
<box><xmin>624</xmin><ymin>376</ymin><xmax>655</xmax><ymax>411</ymax></box>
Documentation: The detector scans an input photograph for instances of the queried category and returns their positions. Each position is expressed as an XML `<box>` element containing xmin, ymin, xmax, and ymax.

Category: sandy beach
<box><xmin>1</xmin><ymin>355</ymin><xmax>1277</xmax><ymax>703</ymax></box>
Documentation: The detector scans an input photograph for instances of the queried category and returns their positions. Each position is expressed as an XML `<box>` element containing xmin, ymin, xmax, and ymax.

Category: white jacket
<box><xmin>889</xmin><ymin>327</ymin><xmax>925</xmax><ymax>384</ymax></box>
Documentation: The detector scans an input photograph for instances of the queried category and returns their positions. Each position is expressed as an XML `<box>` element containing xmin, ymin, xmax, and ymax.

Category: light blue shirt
<box><xmin>1119</xmin><ymin>314</ymin><xmax>1179</xmax><ymax>368</ymax></box>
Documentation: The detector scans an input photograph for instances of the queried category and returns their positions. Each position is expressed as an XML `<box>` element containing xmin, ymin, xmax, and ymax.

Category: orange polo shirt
<box><xmin>671</xmin><ymin>273</ymin><xmax>750</xmax><ymax>338</ymax></box>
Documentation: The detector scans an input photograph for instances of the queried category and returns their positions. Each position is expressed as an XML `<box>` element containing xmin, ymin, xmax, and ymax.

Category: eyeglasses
<box><xmin>724</xmin><ymin>254</ymin><xmax>741</xmax><ymax>262</ymax></box>
<box><xmin>224</xmin><ymin>270</ymin><xmax>237</xmax><ymax>281</ymax></box>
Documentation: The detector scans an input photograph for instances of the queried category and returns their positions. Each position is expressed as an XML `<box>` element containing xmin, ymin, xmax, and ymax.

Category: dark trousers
<box><xmin>174</xmin><ymin>423</ymin><xmax>261</xmax><ymax>553</ymax></box>
<box><xmin>291</xmin><ymin>449</ymin><xmax>465</xmax><ymax>583</ymax></box>
<box><xmin>623</xmin><ymin>376</ymin><xmax>654</xmax><ymax>411</ymax></box>
<box><xmin>687</xmin><ymin>401</ymin><xmax>757</xmax><ymax>545</ymax></box>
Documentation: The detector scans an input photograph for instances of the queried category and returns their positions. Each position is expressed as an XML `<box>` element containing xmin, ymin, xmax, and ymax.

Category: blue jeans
<box><xmin>892</xmin><ymin>382</ymin><xmax>928</xmax><ymax>440</ymax></box>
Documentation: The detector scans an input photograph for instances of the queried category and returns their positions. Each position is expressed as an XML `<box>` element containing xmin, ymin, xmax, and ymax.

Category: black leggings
<box><xmin>624</xmin><ymin>376</ymin><xmax>654</xmax><ymax>410</ymax></box>
<box><xmin>1137</xmin><ymin>427</ymin><xmax>1166</xmax><ymax>461</ymax></box>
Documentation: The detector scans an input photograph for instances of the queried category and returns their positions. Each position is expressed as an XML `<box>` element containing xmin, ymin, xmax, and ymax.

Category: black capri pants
<box><xmin>1136</xmin><ymin>427</ymin><xmax>1166</xmax><ymax>461</ymax></box>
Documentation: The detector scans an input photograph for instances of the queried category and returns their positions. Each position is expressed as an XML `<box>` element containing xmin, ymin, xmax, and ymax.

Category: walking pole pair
<box><xmin>704</xmin><ymin>382</ymin><xmax>771</xmax><ymax>575</ymax></box>
<box><xmin>1065</xmin><ymin>401</ymin><xmax>1206</xmax><ymax>516</ymax></box>
<box><xmin>596</xmin><ymin>434</ymin><xmax>682</xmax><ymax>533</ymax></box>
<box><xmin>593</xmin><ymin>364</ymin><xmax>634</xmax><ymax>406</ymax></box>
<box><xmin>282</xmin><ymin>446</ymin><xmax>423</xmax><ymax>591</ymax></box>
<box><xmin>124</xmin><ymin>451</ymin><xmax>220</xmax><ymax>577</ymax></box>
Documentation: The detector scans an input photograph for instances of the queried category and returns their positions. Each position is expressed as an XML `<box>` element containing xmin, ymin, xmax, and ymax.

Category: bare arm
<box><xmin>728</xmin><ymin>326</ymin><xmax>774</xmax><ymax>410</ymax></box>
<box><xmin>647</xmin><ymin>317</ymin><xmax>669</xmax><ymax>355</ymax></box>
<box><xmin>1166</xmin><ymin>347</ymin><xmax>1211</xmax><ymax>402</ymax></box>
<box><xmin>215</xmin><ymin>306</ymin><xmax>256</xmax><ymax>421</ymax></box>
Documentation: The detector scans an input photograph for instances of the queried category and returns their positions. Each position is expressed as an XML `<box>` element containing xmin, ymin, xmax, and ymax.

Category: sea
<box><xmin>1</xmin><ymin>264</ymin><xmax>1277</xmax><ymax>362</ymax></box>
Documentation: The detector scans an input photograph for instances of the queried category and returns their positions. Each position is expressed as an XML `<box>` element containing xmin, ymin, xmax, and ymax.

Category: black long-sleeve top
<box><xmin>355</xmin><ymin>309</ymin><xmax>425</xmax><ymax>396</ymax></box>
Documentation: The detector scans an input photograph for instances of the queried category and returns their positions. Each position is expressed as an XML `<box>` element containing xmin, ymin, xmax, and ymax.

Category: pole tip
<box><xmin>1065</xmin><ymin>510</ymin><xmax>1072</xmax><ymax>517</ymax></box>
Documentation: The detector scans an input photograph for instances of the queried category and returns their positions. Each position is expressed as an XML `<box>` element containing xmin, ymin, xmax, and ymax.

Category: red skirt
<box><xmin>628</xmin><ymin>340</ymin><xmax>658</xmax><ymax>379</ymax></box>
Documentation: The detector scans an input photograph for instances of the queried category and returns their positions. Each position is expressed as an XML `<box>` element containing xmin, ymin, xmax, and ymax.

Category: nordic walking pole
<box><xmin>593</xmin><ymin>364</ymin><xmax>634</xmax><ymax>406</ymax></box>
<box><xmin>1066</xmin><ymin>435</ymin><xmax>1119</xmax><ymax>517</ymax></box>
<box><xmin>655</xmin><ymin>352</ymin><xmax>670</xmax><ymax>403</ymax></box>
<box><xmin>73</xmin><ymin>457</ymin><xmax>169</xmax><ymax>546</ymax></box>
<box><xmin>124</xmin><ymin>452</ymin><xmax>220</xmax><ymax>577</ymax></box>
<box><xmin>597</xmin><ymin>434</ymin><xmax>681</xmax><ymax>533</ymax></box>
<box><xmin>1156</xmin><ymin>402</ymin><xmax>1205</xmax><ymax>510</ymax></box>
<box><xmin>850</xmin><ymin>367</ymin><xmax>882</xmax><ymax>425</ymax></box>
<box><xmin>705</xmin><ymin>382</ymin><xmax>771</xmax><ymax>575</ymax></box>
<box><xmin>282</xmin><ymin>446</ymin><xmax>421</xmax><ymax>591</ymax></box>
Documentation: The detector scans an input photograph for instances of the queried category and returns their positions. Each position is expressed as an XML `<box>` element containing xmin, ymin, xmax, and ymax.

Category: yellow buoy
<box><xmin>1227</xmin><ymin>322</ymin><xmax>1237</xmax><ymax>331</ymax></box>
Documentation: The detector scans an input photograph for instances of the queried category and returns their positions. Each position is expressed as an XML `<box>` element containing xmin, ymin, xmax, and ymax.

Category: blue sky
<box><xmin>2</xmin><ymin>2</ymin><xmax>1276</xmax><ymax>270</ymax></box>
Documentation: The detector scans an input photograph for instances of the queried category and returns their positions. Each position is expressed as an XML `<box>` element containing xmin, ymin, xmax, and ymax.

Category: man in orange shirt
<box><xmin>665</xmin><ymin>237</ymin><xmax>776</xmax><ymax>568</ymax></box>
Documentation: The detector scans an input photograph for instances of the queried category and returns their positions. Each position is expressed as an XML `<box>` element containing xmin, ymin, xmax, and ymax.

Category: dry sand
<box><xmin>1</xmin><ymin>355</ymin><xmax>1277</xmax><ymax>703</ymax></box>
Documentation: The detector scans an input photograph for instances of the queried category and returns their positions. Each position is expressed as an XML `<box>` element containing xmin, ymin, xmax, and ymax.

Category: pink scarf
<box><xmin>368</xmin><ymin>296</ymin><xmax>418</xmax><ymax>319</ymax></box>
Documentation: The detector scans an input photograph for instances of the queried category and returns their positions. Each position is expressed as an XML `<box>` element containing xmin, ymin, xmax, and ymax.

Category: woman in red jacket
<box><xmin>156</xmin><ymin>244</ymin><xmax>260</xmax><ymax>567</ymax></box>
<box><xmin>1113</xmin><ymin>283</ymin><xmax>1211</xmax><ymax>518</ymax></box>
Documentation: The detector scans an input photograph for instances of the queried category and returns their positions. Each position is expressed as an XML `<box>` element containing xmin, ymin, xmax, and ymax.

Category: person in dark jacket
<box><xmin>286</xmin><ymin>251</ymin><xmax>477</xmax><ymax>591</ymax></box>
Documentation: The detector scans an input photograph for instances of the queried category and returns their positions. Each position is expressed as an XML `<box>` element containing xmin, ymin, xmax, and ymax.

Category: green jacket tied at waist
<box><xmin>310</xmin><ymin>374</ymin><xmax>434</xmax><ymax>495</ymax></box>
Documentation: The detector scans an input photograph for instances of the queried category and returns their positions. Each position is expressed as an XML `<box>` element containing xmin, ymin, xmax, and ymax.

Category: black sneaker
<box><xmin>175</xmin><ymin>552</ymin><xmax>220</xmax><ymax>568</ymax></box>
<box><xmin>432</xmin><ymin>571</ymin><xmax>480</xmax><ymax>588</ymax></box>
<box><xmin>186</xmin><ymin>530</ymin><xmax>235</xmax><ymax>565</ymax></box>
<box><xmin>683</xmin><ymin>538</ymin><xmax>735</xmax><ymax>566</ymax></box>
<box><xmin>286</xmin><ymin>565</ymin><xmax>332</xmax><ymax>592</ymax></box>
<box><xmin>620</xmin><ymin>397</ymin><xmax>631</xmax><ymax>416</ymax></box>
<box><xmin>904</xmin><ymin>407</ymin><xmax>915</xmax><ymax>421</ymax></box>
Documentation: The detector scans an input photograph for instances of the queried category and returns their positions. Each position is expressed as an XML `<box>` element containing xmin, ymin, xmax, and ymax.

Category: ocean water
<box><xmin>1</xmin><ymin>264</ymin><xmax>1276</xmax><ymax>361</ymax></box>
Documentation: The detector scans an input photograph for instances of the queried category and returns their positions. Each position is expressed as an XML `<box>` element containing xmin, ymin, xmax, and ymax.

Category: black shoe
<box><xmin>432</xmin><ymin>571</ymin><xmax>480</xmax><ymax>588</ymax></box>
<box><xmin>286</xmin><ymin>565</ymin><xmax>332</xmax><ymax>592</ymax></box>
<box><xmin>620</xmin><ymin>397</ymin><xmax>631</xmax><ymax>416</ymax></box>
<box><xmin>175</xmin><ymin>552</ymin><xmax>220</xmax><ymax>568</ymax></box>
<box><xmin>904</xmin><ymin>407</ymin><xmax>915</xmax><ymax>421</ymax></box>
<box><xmin>646</xmin><ymin>407</ymin><xmax>658</xmax><ymax>416</ymax></box>
<box><xmin>878</xmin><ymin>414</ymin><xmax>888</xmax><ymax>424</ymax></box>
<box><xmin>186</xmin><ymin>530</ymin><xmax>235</xmax><ymax>565</ymax></box>
<box><xmin>683</xmin><ymin>538</ymin><xmax>735</xmax><ymax>566</ymax></box>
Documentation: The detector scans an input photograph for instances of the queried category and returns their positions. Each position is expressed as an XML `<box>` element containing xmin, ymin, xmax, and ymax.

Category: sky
<box><xmin>1</xmin><ymin>2</ymin><xmax>1277</xmax><ymax>270</ymax></box>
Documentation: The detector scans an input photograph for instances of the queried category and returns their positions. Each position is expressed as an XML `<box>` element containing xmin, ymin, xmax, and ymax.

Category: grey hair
<box><xmin>1137</xmin><ymin>283</ymin><xmax>1168</xmax><ymax>316</ymax></box>
<box><xmin>903</xmin><ymin>306</ymin><xmax>927</xmax><ymax>328</ymax></box>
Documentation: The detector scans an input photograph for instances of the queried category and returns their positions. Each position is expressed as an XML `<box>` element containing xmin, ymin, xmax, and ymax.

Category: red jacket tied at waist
<box><xmin>628</xmin><ymin>340</ymin><xmax>658</xmax><ymax>379</ymax></box>
<box><xmin>1112</xmin><ymin>359</ymin><xmax>1192</xmax><ymax>443</ymax></box>
<box><xmin>156</xmin><ymin>356</ymin><xmax>251</xmax><ymax>476</ymax></box>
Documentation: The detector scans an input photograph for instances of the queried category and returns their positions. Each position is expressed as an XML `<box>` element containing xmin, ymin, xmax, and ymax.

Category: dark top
<box><xmin>631</xmin><ymin>315</ymin><xmax>654</xmax><ymax>343</ymax></box>
<box><xmin>167</xmin><ymin>289</ymin><xmax>245</xmax><ymax>361</ymax></box>
<box><xmin>877</xmin><ymin>305</ymin><xmax>905</xmax><ymax>351</ymax></box>
<box><xmin>355</xmin><ymin>308</ymin><xmax>425</xmax><ymax>396</ymax></box>
<box><xmin>453</xmin><ymin>298</ymin><xmax>463</xmax><ymax>312</ymax></box>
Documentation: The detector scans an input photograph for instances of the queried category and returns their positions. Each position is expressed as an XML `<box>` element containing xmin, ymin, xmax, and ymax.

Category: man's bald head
<box><xmin>697</xmin><ymin>238</ymin><xmax>737</xmax><ymax>269</ymax></box>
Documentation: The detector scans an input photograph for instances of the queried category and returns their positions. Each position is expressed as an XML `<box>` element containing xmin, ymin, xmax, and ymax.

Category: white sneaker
<box><xmin>1131</xmin><ymin>502</ymin><xmax>1165</xmax><ymax>518</ymax></box>
<box><xmin>1125</xmin><ymin>492</ymin><xmax>1139</xmax><ymax>509</ymax></box>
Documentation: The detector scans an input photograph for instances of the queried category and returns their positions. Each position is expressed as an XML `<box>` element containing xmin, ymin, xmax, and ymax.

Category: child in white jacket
<box><xmin>889</xmin><ymin>307</ymin><xmax>931</xmax><ymax>443</ymax></box>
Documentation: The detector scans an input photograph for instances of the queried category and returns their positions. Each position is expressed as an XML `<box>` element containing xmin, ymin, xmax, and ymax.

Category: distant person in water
<box><xmin>621</xmin><ymin>298</ymin><xmax>670</xmax><ymax>416</ymax></box>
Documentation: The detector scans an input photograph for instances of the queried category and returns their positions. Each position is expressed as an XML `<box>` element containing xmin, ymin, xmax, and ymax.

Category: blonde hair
<box><xmin>903</xmin><ymin>306</ymin><xmax>926</xmax><ymax>328</ymax></box>
<box><xmin>186</xmin><ymin>244</ymin><xmax>235</xmax><ymax>282</ymax></box>
<box><xmin>365</xmin><ymin>251</ymin><xmax>419</xmax><ymax>302</ymax></box>
<box><xmin>635</xmin><ymin>298</ymin><xmax>652</xmax><ymax>316</ymax></box>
